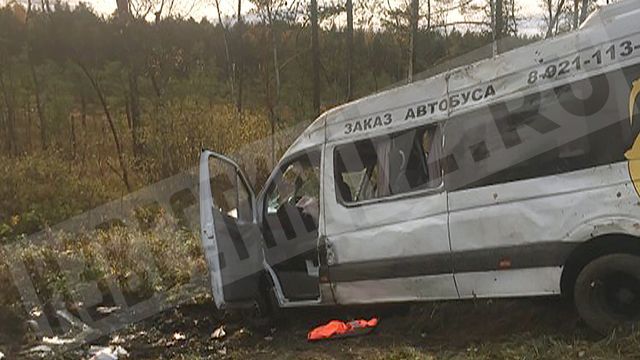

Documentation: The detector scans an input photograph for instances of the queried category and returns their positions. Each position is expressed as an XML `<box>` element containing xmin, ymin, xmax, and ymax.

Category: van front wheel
<box><xmin>574</xmin><ymin>254</ymin><xmax>640</xmax><ymax>334</ymax></box>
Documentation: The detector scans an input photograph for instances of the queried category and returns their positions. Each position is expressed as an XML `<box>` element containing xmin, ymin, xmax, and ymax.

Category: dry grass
<box><xmin>0</xmin><ymin>220</ymin><xmax>208</xmax><ymax>350</ymax></box>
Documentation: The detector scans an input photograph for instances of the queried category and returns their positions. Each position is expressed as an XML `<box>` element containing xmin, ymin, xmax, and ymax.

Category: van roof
<box><xmin>581</xmin><ymin>0</ymin><xmax>640</xmax><ymax>29</ymax></box>
<box><xmin>282</xmin><ymin>0</ymin><xmax>640</xmax><ymax>159</ymax></box>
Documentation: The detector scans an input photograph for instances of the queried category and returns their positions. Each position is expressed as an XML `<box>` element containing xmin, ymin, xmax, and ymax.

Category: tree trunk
<box><xmin>29</xmin><ymin>62</ymin><xmax>46</xmax><ymax>150</ymax></box>
<box><xmin>0</xmin><ymin>71</ymin><xmax>17</xmax><ymax>156</ymax></box>
<box><xmin>262</xmin><ymin>52</ymin><xmax>277</xmax><ymax>167</ymax></box>
<box><xmin>115</xmin><ymin>0</ymin><xmax>140</xmax><ymax>158</ymax></box>
<box><xmin>494</xmin><ymin>0</ymin><xmax>504</xmax><ymax>53</ymax></box>
<box><xmin>70</xmin><ymin>114</ymin><xmax>77</xmax><ymax>160</ymax></box>
<box><xmin>408</xmin><ymin>0</ymin><xmax>419</xmax><ymax>82</ymax></box>
<box><xmin>426</xmin><ymin>0</ymin><xmax>431</xmax><ymax>30</ymax></box>
<box><xmin>41</xmin><ymin>0</ymin><xmax>51</xmax><ymax>13</ymax></box>
<box><xmin>579</xmin><ymin>0</ymin><xmax>589</xmax><ymax>23</ymax></box>
<box><xmin>265</xmin><ymin>1</ymin><xmax>280</xmax><ymax>166</ymax></box>
<box><xmin>128</xmin><ymin>70</ymin><xmax>142</xmax><ymax>158</ymax></box>
<box><xmin>546</xmin><ymin>0</ymin><xmax>566</xmax><ymax>39</ymax></box>
<box><xmin>116</xmin><ymin>0</ymin><xmax>129</xmax><ymax>18</ymax></box>
<box><xmin>573</xmin><ymin>0</ymin><xmax>580</xmax><ymax>29</ymax></box>
<box><xmin>267</xmin><ymin>3</ymin><xmax>280</xmax><ymax>100</ymax></box>
<box><xmin>310</xmin><ymin>0</ymin><xmax>321</xmax><ymax>116</ymax></box>
<box><xmin>346</xmin><ymin>0</ymin><xmax>354</xmax><ymax>100</ymax></box>
<box><xmin>0</xmin><ymin>102</ymin><xmax>5</xmax><ymax>154</ymax></box>
<box><xmin>77</xmin><ymin>62</ymin><xmax>132</xmax><ymax>192</ymax></box>
<box><xmin>81</xmin><ymin>95</ymin><xmax>87</xmax><ymax>164</ymax></box>
<box><xmin>26</xmin><ymin>98</ymin><xmax>32</xmax><ymax>152</ymax></box>
<box><xmin>236</xmin><ymin>0</ymin><xmax>244</xmax><ymax>113</ymax></box>
<box><xmin>214</xmin><ymin>0</ymin><xmax>234</xmax><ymax>99</ymax></box>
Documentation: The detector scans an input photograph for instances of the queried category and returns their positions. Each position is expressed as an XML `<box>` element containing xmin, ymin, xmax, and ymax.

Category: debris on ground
<box><xmin>308</xmin><ymin>318</ymin><xmax>379</xmax><ymax>341</ymax></box>
<box><xmin>42</xmin><ymin>336</ymin><xmax>77</xmax><ymax>345</ymax></box>
<box><xmin>88</xmin><ymin>345</ymin><xmax>129</xmax><ymax>360</ymax></box>
<box><xmin>172</xmin><ymin>332</ymin><xmax>186</xmax><ymax>341</ymax></box>
<box><xmin>56</xmin><ymin>310</ymin><xmax>90</xmax><ymax>331</ymax></box>
<box><xmin>110</xmin><ymin>335</ymin><xmax>125</xmax><ymax>345</ymax></box>
<box><xmin>217</xmin><ymin>346</ymin><xmax>227</xmax><ymax>356</ymax></box>
<box><xmin>96</xmin><ymin>306</ymin><xmax>120</xmax><ymax>315</ymax></box>
<box><xmin>0</xmin><ymin>350</ymin><xmax>5</xmax><ymax>359</ymax></box>
<box><xmin>24</xmin><ymin>344</ymin><xmax>53</xmax><ymax>355</ymax></box>
<box><xmin>230</xmin><ymin>327</ymin><xmax>251</xmax><ymax>340</ymax></box>
<box><xmin>211</xmin><ymin>325</ymin><xmax>226</xmax><ymax>340</ymax></box>
<box><xmin>12</xmin><ymin>298</ymin><xmax>597</xmax><ymax>359</ymax></box>
<box><xmin>264</xmin><ymin>327</ymin><xmax>276</xmax><ymax>341</ymax></box>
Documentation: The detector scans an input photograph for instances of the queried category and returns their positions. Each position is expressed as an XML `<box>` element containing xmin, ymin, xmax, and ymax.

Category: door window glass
<box><xmin>264</xmin><ymin>151</ymin><xmax>321</xmax><ymax>225</ymax></box>
<box><xmin>208</xmin><ymin>157</ymin><xmax>253</xmax><ymax>223</ymax></box>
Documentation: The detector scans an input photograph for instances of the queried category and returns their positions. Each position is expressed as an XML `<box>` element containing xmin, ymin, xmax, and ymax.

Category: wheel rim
<box><xmin>593</xmin><ymin>271</ymin><xmax>640</xmax><ymax>320</ymax></box>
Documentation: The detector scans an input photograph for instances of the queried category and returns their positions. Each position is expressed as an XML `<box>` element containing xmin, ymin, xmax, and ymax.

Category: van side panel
<box><xmin>447</xmin><ymin>61</ymin><xmax>640</xmax><ymax>298</ymax></box>
<box><xmin>450</xmin><ymin>162</ymin><xmax>640</xmax><ymax>298</ymax></box>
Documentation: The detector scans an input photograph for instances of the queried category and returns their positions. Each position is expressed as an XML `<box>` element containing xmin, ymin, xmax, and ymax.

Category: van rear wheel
<box><xmin>574</xmin><ymin>254</ymin><xmax>640</xmax><ymax>334</ymax></box>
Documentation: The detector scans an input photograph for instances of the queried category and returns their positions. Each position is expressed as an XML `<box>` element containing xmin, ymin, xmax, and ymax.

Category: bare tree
<box><xmin>572</xmin><ymin>0</ymin><xmax>580</xmax><ymax>28</ymax></box>
<box><xmin>76</xmin><ymin>62</ymin><xmax>132</xmax><ymax>192</ymax></box>
<box><xmin>236</xmin><ymin>0</ymin><xmax>244</xmax><ymax>113</ymax></box>
<box><xmin>573</xmin><ymin>0</ymin><xmax>590</xmax><ymax>29</ymax></box>
<box><xmin>458</xmin><ymin>0</ymin><xmax>518</xmax><ymax>43</ymax></box>
<box><xmin>116</xmin><ymin>0</ymin><xmax>130</xmax><ymax>17</ymax></box>
<box><xmin>310</xmin><ymin>0</ymin><xmax>321</xmax><ymax>116</ymax></box>
<box><xmin>408</xmin><ymin>0</ymin><xmax>419</xmax><ymax>82</ymax></box>
<box><xmin>214</xmin><ymin>0</ymin><xmax>234</xmax><ymax>99</ymax></box>
<box><xmin>252</xmin><ymin>0</ymin><xmax>289</xmax><ymax>165</ymax></box>
<box><xmin>0</xmin><ymin>71</ymin><xmax>17</xmax><ymax>156</ymax></box>
<box><xmin>119</xmin><ymin>0</ymin><xmax>188</xmax><ymax>156</ymax></box>
<box><xmin>346</xmin><ymin>0</ymin><xmax>354</xmax><ymax>100</ymax></box>
<box><xmin>113</xmin><ymin>0</ymin><xmax>145</xmax><ymax>158</ymax></box>
<box><xmin>495</xmin><ymin>0</ymin><xmax>504</xmax><ymax>39</ymax></box>
<box><xmin>29</xmin><ymin>63</ymin><xmax>46</xmax><ymax>150</ymax></box>
<box><xmin>543</xmin><ymin>0</ymin><xmax>568</xmax><ymax>38</ymax></box>
<box><xmin>579</xmin><ymin>0</ymin><xmax>590</xmax><ymax>23</ymax></box>
<box><xmin>127</xmin><ymin>0</ymin><xmax>181</xmax><ymax>20</ymax></box>
<box><xmin>253</xmin><ymin>0</ymin><xmax>287</xmax><ymax>99</ymax></box>
<box><xmin>24</xmin><ymin>0</ymin><xmax>47</xmax><ymax>150</ymax></box>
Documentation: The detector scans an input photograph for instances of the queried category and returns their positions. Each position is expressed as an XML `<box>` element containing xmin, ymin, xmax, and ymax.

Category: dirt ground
<box><xmin>37</xmin><ymin>296</ymin><xmax>612</xmax><ymax>360</ymax></box>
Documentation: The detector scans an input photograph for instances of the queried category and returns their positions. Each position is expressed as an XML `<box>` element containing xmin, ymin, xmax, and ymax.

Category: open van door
<box><xmin>199</xmin><ymin>150</ymin><xmax>264</xmax><ymax>309</ymax></box>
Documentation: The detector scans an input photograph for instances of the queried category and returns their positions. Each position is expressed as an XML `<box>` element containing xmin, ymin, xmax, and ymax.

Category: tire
<box><xmin>574</xmin><ymin>254</ymin><xmax>640</xmax><ymax>334</ymax></box>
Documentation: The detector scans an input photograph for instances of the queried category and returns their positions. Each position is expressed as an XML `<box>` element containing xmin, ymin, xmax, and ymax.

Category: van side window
<box><xmin>334</xmin><ymin>126</ymin><xmax>442</xmax><ymax>204</ymax></box>
<box><xmin>444</xmin><ymin>71</ymin><xmax>635</xmax><ymax>191</ymax></box>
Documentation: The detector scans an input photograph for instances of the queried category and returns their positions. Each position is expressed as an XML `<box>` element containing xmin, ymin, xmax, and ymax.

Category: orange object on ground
<box><xmin>307</xmin><ymin>318</ymin><xmax>379</xmax><ymax>341</ymax></box>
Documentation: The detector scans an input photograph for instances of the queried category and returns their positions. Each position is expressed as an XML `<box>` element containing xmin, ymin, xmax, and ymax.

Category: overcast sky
<box><xmin>6</xmin><ymin>0</ymin><xmax>617</xmax><ymax>36</ymax></box>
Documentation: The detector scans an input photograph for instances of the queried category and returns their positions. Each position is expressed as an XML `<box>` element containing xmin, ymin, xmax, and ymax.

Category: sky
<box><xmin>5</xmin><ymin>0</ymin><xmax>617</xmax><ymax>36</ymax></box>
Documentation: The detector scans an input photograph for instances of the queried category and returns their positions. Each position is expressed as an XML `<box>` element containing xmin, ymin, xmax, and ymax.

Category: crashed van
<box><xmin>200</xmin><ymin>0</ymin><xmax>640</xmax><ymax>333</ymax></box>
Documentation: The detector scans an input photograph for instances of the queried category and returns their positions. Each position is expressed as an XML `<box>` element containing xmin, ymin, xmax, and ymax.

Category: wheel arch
<box><xmin>560</xmin><ymin>233</ymin><xmax>640</xmax><ymax>297</ymax></box>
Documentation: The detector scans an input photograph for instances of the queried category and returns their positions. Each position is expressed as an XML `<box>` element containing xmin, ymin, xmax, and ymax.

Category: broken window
<box><xmin>262</xmin><ymin>150</ymin><xmax>322</xmax><ymax>301</ymax></box>
<box><xmin>265</xmin><ymin>152</ymin><xmax>321</xmax><ymax>224</ymax></box>
<box><xmin>209</xmin><ymin>157</ymin><xmax>253</xmax><ymax>223</ymax></box>
<box><xmin>263</xmin><ymin>150</ymin><xmax>322</xmax><ymax>245</ymax></box>
<box><xmin>334</xmin><ymin>125</ymin><xmax>442</xmax><ymax>204</ymax></box>
<box><xmin>444</xmin><ymin>69</ymin><xmax>637</xmax><ymax>192</ymax></box>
